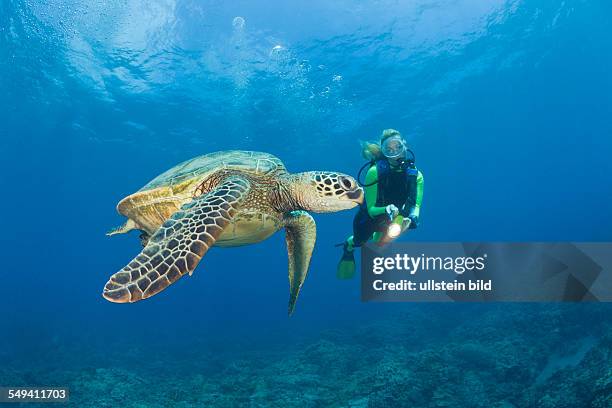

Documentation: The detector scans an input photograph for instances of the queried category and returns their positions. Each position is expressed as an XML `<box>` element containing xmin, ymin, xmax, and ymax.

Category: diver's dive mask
<box><xmin>381</xmin><ymin>135</ymin><xmax>407</xmax><ymax>160</ymax></box>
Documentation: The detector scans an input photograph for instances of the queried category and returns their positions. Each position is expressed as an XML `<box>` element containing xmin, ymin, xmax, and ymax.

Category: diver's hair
<box><xmin>360</xmin><ymin>129</ymin><xmax>402</xmax><ymax>161</ymax></box>
<box><xmin>381</xmin><ymin>128</ymin><xmax>401</xmax><ymax>142</ymax></box>
<box><xmin>360</xmin><ymin>140</ymin><xmax>383</xmax><ymax>161</ymax></box>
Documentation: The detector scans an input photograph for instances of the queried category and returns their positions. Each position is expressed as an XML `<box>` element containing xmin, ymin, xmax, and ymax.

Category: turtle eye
<box><xmin>339</xmin><ymin>176</ymin><xmax>354</xmax><ymax>190</ymax></box>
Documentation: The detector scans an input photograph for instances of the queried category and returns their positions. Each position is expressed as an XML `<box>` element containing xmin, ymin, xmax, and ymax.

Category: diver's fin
<box><xmin>106</xmin><ymin>218</ymin><xmax>138</xmax><ymax>236</ymax></box>
<box><xmin>284</xmin><ymin>210</ymin><xmax>317</xmax><ymax>316</ymax></box>
<box><xmin>336</xmin><ymin>242</ymin><xmax>356</xmax><ymax>279</ymax></box>
<box><xmin>102</xmin><ymin>176</ymin><xmax>251</xmax><ymax>303</ymax></box>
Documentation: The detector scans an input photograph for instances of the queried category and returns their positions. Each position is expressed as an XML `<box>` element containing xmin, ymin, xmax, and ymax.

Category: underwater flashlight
<box><xmin>376</xmin><ymin>215</ymin><xmax>406</xmax><ymax>246</ymax></box>
<box><xmin>387</xmin><ymin>221</ymin><xmax>402</xmax><ymax>238</ymax></box>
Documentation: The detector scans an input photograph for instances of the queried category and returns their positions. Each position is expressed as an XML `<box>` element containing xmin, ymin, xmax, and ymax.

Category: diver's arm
<box><xmin>364</xmin><ymin>166</ymin><xmax>387</xmax><ymax>218</ymax></box>
<box><xmin>412</xmin><ymin>170</ymin><xmax>424</xmax><ymax>217</ymax></box>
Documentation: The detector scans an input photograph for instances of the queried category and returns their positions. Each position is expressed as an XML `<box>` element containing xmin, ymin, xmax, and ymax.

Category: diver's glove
<box><xmin>385</xmin><ymin>204</ymin><xmax>399</xmax><ymax>220</ymax></box>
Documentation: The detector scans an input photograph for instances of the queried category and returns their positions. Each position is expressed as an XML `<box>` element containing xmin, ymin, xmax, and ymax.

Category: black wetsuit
<box><xmin>352</xmin><ymin>159</ymin><xmax>418</xmax><ymax>246</ymax></box>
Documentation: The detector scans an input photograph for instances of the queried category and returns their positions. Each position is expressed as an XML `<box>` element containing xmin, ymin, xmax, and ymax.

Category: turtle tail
<box><xmin>107</xmin><ymin>219</ymin><xmax>138</xmax><ymax>237</ymax></box>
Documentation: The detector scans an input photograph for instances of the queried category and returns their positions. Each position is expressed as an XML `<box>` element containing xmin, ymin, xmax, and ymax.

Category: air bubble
<box><xmin>269</xmin><ymin>44</ymin><xmax>286</xmax><ymax>58</ymax></box>
<box><xmin>232</xmin><ymin>16</ymin><xmax>245</xmax><ymax>30</ymax></box>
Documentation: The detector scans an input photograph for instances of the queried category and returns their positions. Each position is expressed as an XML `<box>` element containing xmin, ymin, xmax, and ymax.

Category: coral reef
<box><xmin>1</xmin><ymin>305</ymin><xmax>610</xmax><ymax>407</ymax></box>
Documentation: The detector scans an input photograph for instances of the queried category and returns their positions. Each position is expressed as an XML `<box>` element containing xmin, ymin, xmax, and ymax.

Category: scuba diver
<box><xmin>337</xmin><ymin>129</ymin><xmax>424</xmax><ymax>279</ymax></box>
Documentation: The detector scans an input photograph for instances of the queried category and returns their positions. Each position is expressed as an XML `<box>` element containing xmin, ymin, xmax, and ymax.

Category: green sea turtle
<box><xmin>103</xmin><ymin>150</ymin><xmax>363</xmax><ymax>315</ymax></box>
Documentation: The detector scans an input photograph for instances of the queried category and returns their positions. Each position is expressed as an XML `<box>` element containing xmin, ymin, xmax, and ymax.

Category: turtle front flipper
<box><xmin>103</xmin><ymin>176</ymin><xmax>251</xmax><ymax>303</ymax></box>
<box><xmin>284</xmin><ymin>210</ymin><xmax>317</xmax><ymax>316</ymax></box>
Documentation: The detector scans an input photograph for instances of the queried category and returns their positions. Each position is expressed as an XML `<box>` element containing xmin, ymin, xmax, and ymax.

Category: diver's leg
<box><xmin>351</xmin><ymin>210</ymin><xmax>376</xmax><ymax>248</ymax></box>
<box><xmin>340</xmin><ymin>211</ymin><xmax>372</xmax><ymax>251</ymax></box>
<box><xmin>337</xmin><ymin>211</ymin><xmax>375</xmax><ymax>279</ymax></box>
<box><xmin>346</xmin><ymin>235</ymin><xmax>355</xmax><ymax>251</ymax></box>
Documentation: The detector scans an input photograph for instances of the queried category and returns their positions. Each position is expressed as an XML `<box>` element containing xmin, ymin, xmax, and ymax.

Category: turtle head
<box><xmin>291</xmin><ymin>171</ymin><xmax>363</xmax><ymax>213</ymax></box>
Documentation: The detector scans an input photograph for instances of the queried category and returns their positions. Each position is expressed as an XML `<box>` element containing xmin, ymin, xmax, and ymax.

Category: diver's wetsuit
<box><xmin>352</xmin><ymin>159</ymin><xmax>424</xmax><ymax>246</ymax></box>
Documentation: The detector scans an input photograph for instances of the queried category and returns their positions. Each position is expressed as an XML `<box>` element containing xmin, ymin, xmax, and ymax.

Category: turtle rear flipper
<box><xmin>103</xmin><ymin>176</ymin><xmax>251</xmax><ymax>303</ymax></box>
<box><xmin>284</xmin><ymin>211</ymin><xmax>317</xmax><ymax>316</ymax></box>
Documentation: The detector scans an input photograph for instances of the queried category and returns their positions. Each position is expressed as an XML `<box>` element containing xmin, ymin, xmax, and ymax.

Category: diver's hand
<box><xmin>400</xmin><ymin>205</ymin><xmax>419</xmax><ymax>229</ymax></box>
<box><xmin>401</xmin><ymin>217</ymin><xmax>412</xmax><ymax>232</ymax></box>
<box><xmin>385</xmin><ymin>205</ymin><xmax>399</xmax><ymax>219</ymax></box>
<box><xmin>408</xmin><ymin>215</ymin><xmax>419</xmax><ymax>229</ymax></box>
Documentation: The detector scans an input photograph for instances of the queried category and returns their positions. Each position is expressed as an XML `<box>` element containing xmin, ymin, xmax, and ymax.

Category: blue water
<box><xmin>1</xmin><ymin>1</ymin><xmax>611</xmax><ymax>407</ymax></box>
